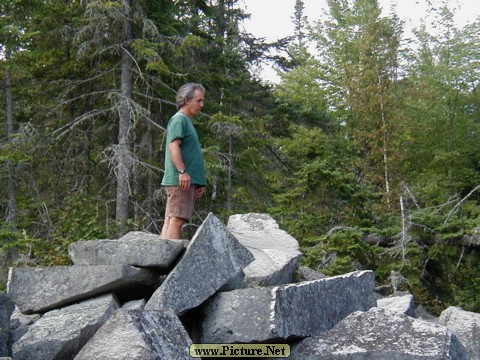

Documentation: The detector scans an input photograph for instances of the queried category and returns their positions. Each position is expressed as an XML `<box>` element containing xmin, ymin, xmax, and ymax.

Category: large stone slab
<box><xmin>68</xmin><ymin>231</ymin><xmax>186</xmax><ymax>270</ymax></box>
<box><xmin>377</xmin><ymin>293</ymin><xmax>416</xmax><ymax>317</ymax></box>
<box><xmin>290</xmin><ymin>307</ymin><xmax>467</xmax><ymax>359</ymax></box>
<box><xmin>201</xmin><ymin>270</ymin><xmax>376</xmax><ymax>343</ymax></box>
<box><xmin>439</xmin><ymin>306</ymin><xmax>480</xmax><ymax>359</ymax></box>
<box><xmin>227</xmin><ymin>213</ymin><xmax>302</xmax><ymax>287</ymax></box>
<box><xmin>12</xmin><ymin>293</ymin><xmax>119</xmax><ymax>360</ymax></box>
<box><xmin>74</xmin><ymin>309</ymin><xmax>192</xmax><ymax>360</ymax></box>
<box><xmin>145</xmin><ymin>213</ymin><xmax>254</xmax><ymax>315</ymax></box>
<box><xmin>0</xmin><ymin>294</ymin><xmax>14</xmax><ymax>357</ymax></box>
<box><xmin>7</xmin><ymin>265</ymin><xmax>158</xmax><ymax>314</ymax></box>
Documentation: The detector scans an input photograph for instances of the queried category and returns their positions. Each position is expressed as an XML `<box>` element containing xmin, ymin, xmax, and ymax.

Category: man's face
<box><xmin>184</xmin><ymin>90</ymin><xmax>205</xmax><ymax>117</ymax></box>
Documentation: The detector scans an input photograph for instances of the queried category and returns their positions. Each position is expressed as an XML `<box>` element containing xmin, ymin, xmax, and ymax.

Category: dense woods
<box><xmin>1</xmin><ymin>0</ymin><xmax>479</xmax><ymax>315</ymax></box>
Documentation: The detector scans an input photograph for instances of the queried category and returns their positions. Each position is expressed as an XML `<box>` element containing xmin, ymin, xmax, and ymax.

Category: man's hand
<box><xmin>195</xmin><ymin>186</ymin><xmax>205</xmax><ymax>199</ymax></box>
<box><xmin>179</xmin><ymin>172</ymin><xmax>191</xmax><ymax>190</ymax></box>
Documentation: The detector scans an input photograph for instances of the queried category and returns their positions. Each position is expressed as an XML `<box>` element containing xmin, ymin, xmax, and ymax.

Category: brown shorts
<box><xmin>164</xmin><ymin>186</ymin><xmax>198</xmax><ymax>221</ymax></box>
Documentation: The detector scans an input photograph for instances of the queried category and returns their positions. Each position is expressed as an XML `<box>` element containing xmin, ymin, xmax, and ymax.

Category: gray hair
<box><xmin>175</xmin><ymin>83</ymin><xmax>206</xmax><ymax>110</ymax></box>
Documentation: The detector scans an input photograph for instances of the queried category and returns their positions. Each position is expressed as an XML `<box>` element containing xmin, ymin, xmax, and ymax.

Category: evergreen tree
<box><xmin>316</xmin><ymin>0</ymin><xmax>403</xmax><ymax>207</ymax></box>
<box><xmin>0</xmin><ymin>0</ymin><xmax>41</xmax><ymax>233</ymax></box>
<box><xmin>402</xmin><ymin>8</ymin><xmax>480</xmax><ymax>205</ymax></box>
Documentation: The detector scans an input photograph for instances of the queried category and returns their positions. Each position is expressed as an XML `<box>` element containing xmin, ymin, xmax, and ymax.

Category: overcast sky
<box><xmin>240</xmin><ymin>0</ymin><xmax>480</xmax><ymax>82</ymax></box>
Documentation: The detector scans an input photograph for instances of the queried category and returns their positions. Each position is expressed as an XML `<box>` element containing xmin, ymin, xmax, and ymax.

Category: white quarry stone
<box><xmin>377</xmin><ymin>293</ymin><xmax>416</xmax><ymax>317</ymax></box>
<box><xmin>439</xmin><ymin>306</ymin><xmax>480</xmax><ymax>359</ymax></box>
<box><xmin>227</xmin><ymin>213</ymin><xmax>302</xmax><ymax>287</ymax></box>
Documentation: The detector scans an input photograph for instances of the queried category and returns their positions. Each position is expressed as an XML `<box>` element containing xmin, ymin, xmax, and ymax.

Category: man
<box><xmin>161</xmin><ymin>83</ymin><xmax>206</xmax><ymax>239</ymax></box>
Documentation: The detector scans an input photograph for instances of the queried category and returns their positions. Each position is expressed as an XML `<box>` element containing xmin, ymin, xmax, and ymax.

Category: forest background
<box><xmin>1</xmin><ymin>0</ymin><xmax>479</xmax><ymax>316</ymax></box>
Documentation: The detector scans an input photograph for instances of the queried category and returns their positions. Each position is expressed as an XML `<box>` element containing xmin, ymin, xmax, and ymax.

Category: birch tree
<box><xmin>3</xmin><ymin>48</ymin><xmax>17</xmax><ymax>232</ymax></box>
<box><xmin>314</xmin><ymin>0</ymin><xmax>403</xmax><ymax>207</ymax></box>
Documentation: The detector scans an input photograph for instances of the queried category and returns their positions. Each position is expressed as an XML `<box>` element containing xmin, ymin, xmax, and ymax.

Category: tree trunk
<box><xmin>5</xmin><ymin>48</ymin><xmax>17</xmax><ymax>232</ymax></box>
<box><xmin>146</xmin><ymin>116</ymin><xmax>155</xmax><ymax>231</ymax></box>
<box><xmin>115</xmin><ymin>0</ymin><xmax>134</xmax><ymax>234</ymax></box>
<box><xmin>227</xmin><ymin>136</ymin><xmax>233</xmax><ymax>211</ymax></box>
<box><xmin>379</xmin><ymin>74</ymin><xmax>391</xmax><ymax>208</ymax></box>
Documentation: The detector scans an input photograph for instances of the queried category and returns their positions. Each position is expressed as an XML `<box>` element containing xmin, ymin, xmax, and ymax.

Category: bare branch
<box><xmin>403</xmin><ymin>182</ymin><xmax>421</xmax><ymax>209</ymax></box>
<box><xmin>326</xmin><ymin>226</ymin><xmax>355</xmax><ymax>235</ymax></box>
<box><xmin>443</xmin><ymin>184</ymin><xmax>480</xmax><ymax>226</ymax></box>
<box><xmin>52</xmin><ymin>107</ymin><xmax>116</xmax><ymax>140</ymax></box>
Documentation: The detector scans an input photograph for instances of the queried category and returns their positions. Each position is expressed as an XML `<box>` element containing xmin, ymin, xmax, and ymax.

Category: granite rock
<box><xmin>201</xmin><ymin>270</ymin><xmax>376</xmax><ymax>343</ymax></box>
<box><xmin>7</xmin><ymin>265</ymin><xmax>158</xmax><ymax>314</ymax></box>
<box><xmin>377</xmin><ymin>293</ymin><xmax>416</xmax><ymax>317</ymax></box>
<box><xmin>74</xmin><ymin>309</ymin><xmax>192</xmax><ymax>360</ymax></box>
<box><xmin>68</xmin><ymin>231</ymin><xmax>186</xmax><ymax>270</ymax></box>
<box><xmin>12</xmin><ymin>293</ymin><xmax>119</xmax><ymax>360</ymax></box>
<box><xmin>297</xmin><ymin>266</ymin><xmax>327</xmax><ymax>281</ymax></box>
<box><xmin>145</xmin><ymin>213</ymin><xmax>254</xmax><ymax>315</ymax></box>
<box><xmin>227</xmin><ymin>213</ymin><xmax>303</xmax><ymax>287</ymax></box>
<box><xmin>290</xmin><ymin>307</ymin><xmax>467</xmax><ymax>359</ymax></box>
<box><xmin>439</xmin><ymin>306</ymin><xmax>480</xmax><ymax>360</ymax></box>
<box><xmin>0</xmin><ymin>294</ymin><xmax>14</xmax><ymax>357</ymax></box>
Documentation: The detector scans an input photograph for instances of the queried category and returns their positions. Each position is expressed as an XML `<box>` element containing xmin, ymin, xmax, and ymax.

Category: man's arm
<box><xmin>168</xmin><ymin>139</ymin><xmax>191</xmax><ymax>190</ymax></box>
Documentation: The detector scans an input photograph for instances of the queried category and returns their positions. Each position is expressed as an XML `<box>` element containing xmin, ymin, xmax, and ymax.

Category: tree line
<box><xmin>1</xmin><ymin>0</ymin><xmax>479</xmax><ymax>314</ymax></box>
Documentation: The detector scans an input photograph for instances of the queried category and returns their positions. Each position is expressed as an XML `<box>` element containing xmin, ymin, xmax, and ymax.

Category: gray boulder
<box><xmin>377</xmin><ymin>293</ymin><xmax>416</xmax><ymax>317</ymax></box>
<box><xmin>74</xmin><ymin>309</ymin><xmax>192</xmax><ymax>360</ymax></box>
<box><xmin>9</xmin><ymin>307</ymin><xmax>40</xmax><ymax>330</ymax></box>
<box><xmin>297</xmin><ymin>266</ymin><xmax>327</xmax><ymax>281</ymax></box>
<box><xmin>7</xmin><ymin>265</ymin><xmax>158</xmax><ymax>314</ymax></box>
<box><xmin>0</xmin><ymin>294</ymin><xmax>14</xmax><ymax>357</ymax></box>
<box><xmin>290</xmin><ymin>307</ymin><xmax>467</xmax><ymax>359</ymax></box>
<box><xmin>439</xmin><ymin>306</ymin><xmax>480</xmax><ymax>359</ymax></box>
<box><xmin>9</xmin><ymin>306</ymin><xmax>41</xmax><ymax>346</ymax></box>
<box><xmin>227</xmin><ymin>213</ymin><xmax>303</xmax><ymax>287</ymax></box>
<box><xmin>415</xmin><ymin>304</ymin><xmax>438</xmax><ymax>322</ymax></box>
<box><xmin>12</xmin><ymin>293</ymin><xmax>118</xmax><ymax>360</ymax></box>
<box><xmin>201</xmin><ymin>270</ymin><xmax>376</xmax><ymax>343</ymax></box>
<box><xmin>145</xmin><ymin>213</ymin><xmax>254</xmax><ymax>315</ymax></box>
<box><xmin>68</xmin><ymin>231</ymin><xmax>187</xmax><ymax>270</ymax></box>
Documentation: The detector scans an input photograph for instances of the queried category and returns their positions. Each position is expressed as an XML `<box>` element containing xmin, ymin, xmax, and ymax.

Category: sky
<box><xmin>240</xmin><ymin>0</ymin><xmax>480</xmax><ymax>82</ymax></box>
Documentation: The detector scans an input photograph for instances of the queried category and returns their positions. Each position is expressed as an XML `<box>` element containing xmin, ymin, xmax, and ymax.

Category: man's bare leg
<box><xmin>161</xmin><ymin>216</ymin><xmax>185</xmax><ymax>239</ymax></box>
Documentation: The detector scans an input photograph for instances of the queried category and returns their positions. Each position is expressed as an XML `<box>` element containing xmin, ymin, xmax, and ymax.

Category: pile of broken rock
<box><xmin>0</xmin><ymin>212</ymin><xmax>479</xmax><ymax>359</ymax></box>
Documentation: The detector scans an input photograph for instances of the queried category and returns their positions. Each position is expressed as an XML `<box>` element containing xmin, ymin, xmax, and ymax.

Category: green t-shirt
<box><xmin>161</xmin><ymin>112</ymin><xmax>206</xmax><ymax>186</ymax></box>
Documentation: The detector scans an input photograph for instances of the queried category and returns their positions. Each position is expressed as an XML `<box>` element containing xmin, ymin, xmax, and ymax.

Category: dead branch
<box><xmin>443</xmin><ymin>184</ymin><xmax>480</xmax><ymax>226</ymax></box>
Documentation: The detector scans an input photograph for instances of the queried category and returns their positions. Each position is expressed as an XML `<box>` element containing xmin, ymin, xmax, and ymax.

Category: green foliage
<box><xmin>302</xmin><ymin>228</ymin><xmax>384</xmax><ymax>276</ymax></box>
<box><xmin>52</xmin><ymin>193</ymin><xmax>110</xmax><ymax>244</ymax></box>
<box><xmin>0</xmin><ymin>191</ymin><xmax>110</xmax><ymax>275</ymax></box>
<box><xmin>271</xmin><ymin>123</ymin><xmax>382</xmax><ymax>239</ymax></box>
<box><xmin>453</xmin><ymin>250</ymin><xmax>480</xmax><ymax>313</ymax></box>
<box><xmin>0</xmin><ymin>228</ymin><xmax>71</xmax><ymax>273</ymax></box>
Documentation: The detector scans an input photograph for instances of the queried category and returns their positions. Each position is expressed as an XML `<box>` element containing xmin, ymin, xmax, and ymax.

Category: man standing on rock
<box><xmin>161</xmin><ymin>83</ymin><xmax>206</xmax><ymax>239</ymax></box>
